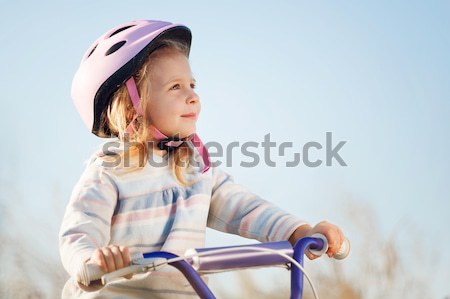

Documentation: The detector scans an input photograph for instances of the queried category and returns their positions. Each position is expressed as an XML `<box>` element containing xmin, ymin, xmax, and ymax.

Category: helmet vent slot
<box><xmin>87</xmin><ymin>44</ymin><xmax>98</xmax><ymax>58</ymax></box>
<box><xmin>105</xmin><ymin>41</ymin><xmax>127</xmax><ymax>56</ymax></box>
<box><xmin>109</xmin><ymin>25</ymin><xmax>135</xmax><ymax>38</ymax></box>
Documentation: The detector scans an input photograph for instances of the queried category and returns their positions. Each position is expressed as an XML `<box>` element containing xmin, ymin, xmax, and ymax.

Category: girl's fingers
<box><xmin>311</xmin><ymin>221</ymin><xmax>345</xmax><ymax>258</ymax></box>
<box><xmin>110</xmin><ymin>245</ymin><xmax>124</xmax><ymax>270</ymax></box>
<box><xmin>120</xmin><ymin>246</ymin><xmax>131</xmax><ymax>266</ymax></box>
<box><xmin>91</xmin><ymin>248</ymin><xmax>108</xmax><ymax>273</ymax></box>
<box><xmin>324</xmin><ymin>226</ymin><xmax>344</xmax><ymax>257</ymax></box>
<box><xmin>89</xmin><ymin>245</ymin><xmax>132</xmax><ymax>275</ymax></box>
<box><xmin>119</xmin><ymin>246</ymin><xmax>133</xmax><ymax>279</ymax></box>
<box><xmin>306</xmin><ymin>250</ymin><xmax>320</xmax><ymax>260</ymax></box>
<box><xmin>101</xmin><ymin>246</ymin><xmax>117</xmax><ymax>272</ymax></box>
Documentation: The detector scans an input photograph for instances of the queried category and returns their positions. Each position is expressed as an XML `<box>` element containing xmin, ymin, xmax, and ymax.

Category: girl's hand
<box><xmin>87</xmin><ymin>245</ymin><xmax>132</xmax><ymax>279</ymax></box>
<box><xmin>288</xmin><ymin>221</ymin><xmax>345</xmax><ymax>260</ymax></box>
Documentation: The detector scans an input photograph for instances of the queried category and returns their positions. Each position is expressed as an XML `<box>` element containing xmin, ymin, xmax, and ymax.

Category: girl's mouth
<box><xmin>181</xmin><ymin>113</ymin><xmax>197</xmax><ymax>119</ymax></box>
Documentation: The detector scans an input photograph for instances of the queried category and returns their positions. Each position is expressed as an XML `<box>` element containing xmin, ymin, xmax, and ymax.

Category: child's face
<box><xmin>146</xmin><ymin>52</ymin><xmax>200</xmax><ymax>139</ymax></box>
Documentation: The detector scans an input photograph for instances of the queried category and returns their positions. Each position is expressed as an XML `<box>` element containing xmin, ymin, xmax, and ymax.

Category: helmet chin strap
<box><xmin>124</xmin><ymin>77</ymin><xmax>210</xmax><ymax>173</ymax></box>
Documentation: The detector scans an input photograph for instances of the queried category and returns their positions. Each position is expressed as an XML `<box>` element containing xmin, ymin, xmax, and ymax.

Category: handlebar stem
<box><xmin>142</xmin><ymin>251</ymin><xmax>216</xmax><ymax>299</ymax></box>
<box><xmin>290</xmin><ymin>237</ymin><xmax>325</xmax><ymax>299</ymax></box>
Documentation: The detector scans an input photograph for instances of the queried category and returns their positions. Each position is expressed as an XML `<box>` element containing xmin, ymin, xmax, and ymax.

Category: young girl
<box><xmin>60</xmin><ymin>19</ymin><xmax>345</xmax><ymax>298</ymax></box>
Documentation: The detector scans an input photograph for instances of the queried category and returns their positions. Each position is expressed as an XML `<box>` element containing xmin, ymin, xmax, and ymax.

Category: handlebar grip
<box><xmin>309</xmin><ymin>233</ymin><xmax>350</xmax><ymax>259</ymax></box>
<box><xmin>334</xmin><ymin>238</ymin><xmax>350</xmax><ymax>260</ymax></box>
<box><xmin>77</xmin><ymin>262</ymin><xmax>105</xmax><ymax>286</ymax></box>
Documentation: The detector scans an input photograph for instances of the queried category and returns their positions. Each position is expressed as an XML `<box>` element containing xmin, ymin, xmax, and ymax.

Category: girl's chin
<box><xmin>182</xmin><ymin>131</ymin><xmax>196</xmax><ymax>138</ymax></box>
<box><xmin>179</xmin><ymin>127</ymin><xmax>197</xmax><ymax>138</ymax></box>
<box><xmin>169</xmin><ymin>130</ymin><xmax>196</xmax><ymax>139</ymax></box>
<box><xmin>151</xmin><ymin>125</ymin><xmax>196</xmax><ymax>139</ymax></box>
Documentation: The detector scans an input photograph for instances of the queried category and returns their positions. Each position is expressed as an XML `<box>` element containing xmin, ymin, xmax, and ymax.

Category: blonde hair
<box><xmin>104</xmin><ymin>39</ymin><xmax>194</xmax><ymax>186</ymax></box>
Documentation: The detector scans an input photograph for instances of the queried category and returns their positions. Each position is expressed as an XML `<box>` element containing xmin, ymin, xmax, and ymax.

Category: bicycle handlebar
<box><xmin>308</xmin><ymin>233</ymin><xmax>350</xmax><ymax>260</ymax></box>
<box><xmin>77</xmin><ymin>234</ymin><xmax>350</xmax><ymax>297</ymax></box>
<box><xmin>77</xmin><ymin>262</ymin><xmax>103</xmax><ymax>287</ymax></box>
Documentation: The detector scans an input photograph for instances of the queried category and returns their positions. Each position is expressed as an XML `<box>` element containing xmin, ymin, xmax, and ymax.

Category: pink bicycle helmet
<box><xmin>72</xmin><ymin>20</ymin><xmax>210</xmax><ymax>173</ymax></box>
<box><xmin>71</xmin><ymin>20</ymin><xmax>192</xmax><ymax>138</ymax></box>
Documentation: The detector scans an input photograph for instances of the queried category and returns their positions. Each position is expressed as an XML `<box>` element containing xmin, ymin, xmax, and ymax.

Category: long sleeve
<box><xmin>207</xmin><ymin>167</ymin><xmax>308</xmax><ymax>242</ymax></box>
<box><xmin>59</xmin><ymin>158</ymin><xmax>118</xmax><ymax>278</ymax></box>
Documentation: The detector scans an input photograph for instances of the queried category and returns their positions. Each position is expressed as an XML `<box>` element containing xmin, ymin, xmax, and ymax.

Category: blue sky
<box><xmin>1</xmin><ymin>1</ymin><xmax>449</xmax><ymax>297</ymax></box>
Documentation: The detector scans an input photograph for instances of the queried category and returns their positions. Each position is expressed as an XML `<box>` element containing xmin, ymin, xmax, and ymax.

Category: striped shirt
<box><xmin>59</xmin><ymin>143</ymin><xmax>306</xmax><ymax>298</ymax></box>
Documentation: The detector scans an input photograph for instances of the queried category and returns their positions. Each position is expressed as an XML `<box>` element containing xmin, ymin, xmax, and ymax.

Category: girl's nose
<box><xmin>186</xmin><ymin>90</ymin><xmax>200</xmax><ymax>104</ymax></box>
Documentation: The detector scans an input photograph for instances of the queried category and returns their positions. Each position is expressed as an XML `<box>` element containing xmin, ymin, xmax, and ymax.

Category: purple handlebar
<box><xmin>142</xmin><ymin>237</ymin><xmax>325</xmax><ymax>299</ymax></box>
<box><xmin>189</xmin><ymin>241</ymin><xmax>293</xmax><ymax>271</ymax></box>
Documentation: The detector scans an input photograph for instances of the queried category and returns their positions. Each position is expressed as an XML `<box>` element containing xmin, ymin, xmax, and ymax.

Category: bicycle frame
<box><xmin>139</xmin><ymin>236</ymin><xmax>325</xmax><ymax>299</ymax></box>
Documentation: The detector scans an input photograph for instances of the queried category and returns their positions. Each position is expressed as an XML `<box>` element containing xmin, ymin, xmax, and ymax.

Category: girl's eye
<box><xmin>170</xmin><ymin>84</ymin><xmax>180</xmax><ymax>90</ymax></box>
<box><xmin>169</xmin><ymin>82</ymin><xmax>196</xmax><ymax>91</ymax></box>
